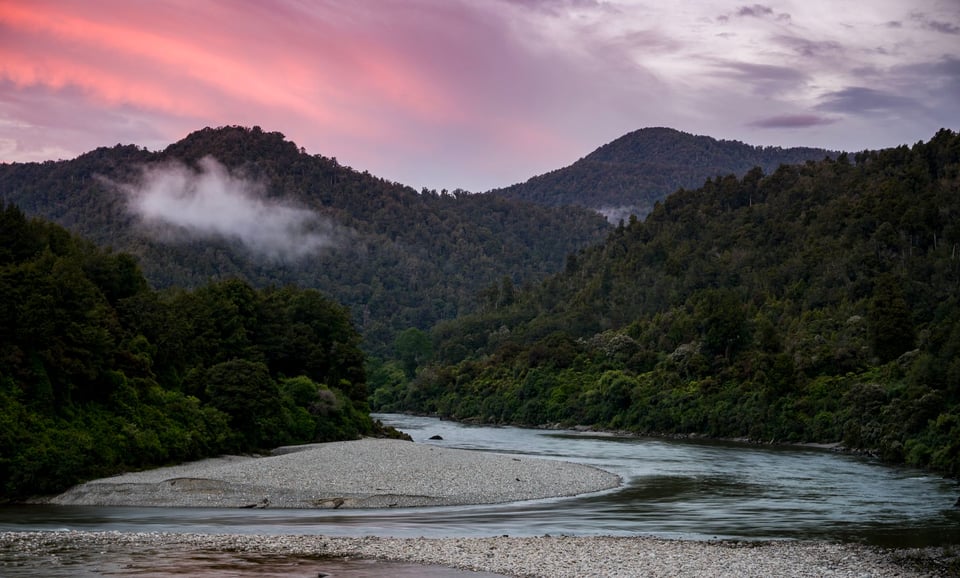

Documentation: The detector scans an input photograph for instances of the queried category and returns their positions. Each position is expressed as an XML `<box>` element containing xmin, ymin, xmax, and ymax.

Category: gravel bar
<box><xmin>38</xmin><ymin>438</ymin><xmax>621</xmax><ymax>508</ymax></box>
<box><xmin>18</xmin><ymin>439</ymin><xmax>957</xmax><ymax>576</ymax></box>
<box><xmin>2</xmin><ymin>531</ymin><xmax>955</xmax><ymax>577</ymax></box>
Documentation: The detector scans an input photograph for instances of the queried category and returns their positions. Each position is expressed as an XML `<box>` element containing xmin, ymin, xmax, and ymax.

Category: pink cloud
<box><xmin>1</xmin><ymin>0</ymin><xmax>957</xmax><ymax>191</ymax></box>
<box><xmin>0</xmin><ymin>0</ymin><xmax>606</xmax><ymax>187</ymax></box>
<box><xmin>1</xmin><ymin>2</ymin><xmax>403</xmax><ymax>137</ymax></box>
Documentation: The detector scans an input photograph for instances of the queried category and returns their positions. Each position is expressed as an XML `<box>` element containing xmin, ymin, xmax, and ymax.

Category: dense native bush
<box><xmin>375</xmin><ymin>130</ymin><xmax>960</xmax><ymax>477</ymax></box>
<box><xmin>0</xmin><ymin>204</ymin><xmax>374</xmax><ymax>500</ymax></box>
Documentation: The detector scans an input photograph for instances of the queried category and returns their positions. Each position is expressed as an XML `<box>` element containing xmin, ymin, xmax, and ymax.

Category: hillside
<box><xmin>0</xmin><ymin>204</ymin><xmax>385</xmax><ymax>499</ymax></box>
<box><xmin>0</xmin><ymin>126</ymin><xmax>610</xmax><ymax>355</ymax></box>
<box><xmin>376</xmin><ymin>129</ymin><xmax>960</xmax><ymax>477</ymax></box>
<box><xmin>492</xmin><ymin>127</ymin><xmax>834</xmax><ymax>221</ymax></box>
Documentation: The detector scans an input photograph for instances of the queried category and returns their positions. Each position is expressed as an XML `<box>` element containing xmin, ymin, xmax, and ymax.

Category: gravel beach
<box><xmin>1</xmin><ymin>530</ymin><xmax>954</xmax><ymax>577</ymax></box>
<box><xmin>39</xmin><ymin>438</ymin><xmax>621</xmax><ymax>508</ymax></box>
<box><xmin>15</xmin><ymin>438</ymin><xmax>957</xmax><ymax>577</ymax></box>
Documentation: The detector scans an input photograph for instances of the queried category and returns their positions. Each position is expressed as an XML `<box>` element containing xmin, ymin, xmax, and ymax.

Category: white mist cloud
<box><xmin>596</xmin><ymin>204</ymin><xmax>654</xmax><ymax>224</ymax></box>
<box><xmin>112</xmin><ymin>156</ymin><xmax>340</xmax><ymax>260</ymax></box>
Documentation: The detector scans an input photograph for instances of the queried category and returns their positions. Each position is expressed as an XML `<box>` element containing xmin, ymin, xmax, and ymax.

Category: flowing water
<box><xmin>2</xmin><ymin>413</ymin><xmax>957</xmax><ymax>575</ymax></box>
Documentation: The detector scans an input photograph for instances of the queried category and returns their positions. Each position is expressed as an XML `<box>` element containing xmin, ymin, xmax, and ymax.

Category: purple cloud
<box><xmin>737</xmin><ymin>4</ymin><xmax>774</xmax><ymax>18</ymax></box>
<box><xmin>2</xmin><ymin>0</ymin><xmax>958</xmax><ymax>192</ymax></box>
<box><xmin>750</xmin><ymin>114</ymin><xmax>837</xmax><ymax>128</ymax></box>
<box><xmin>727</xmin><ymin>4</ymin><xmax>791</xmax><ymax>22</ymax></box>
<box><xmin>925</xmin><ymin>20</ymin><xmax>960</xmax><ymax>35</ymax></box>
<box><xmin>773</xmin><ymin>35</ymin><xmax>843</xmax><ymax>58</ymax></box>
<box><xmin>708</xmin><ymin>61</ymin><xmax>808</xmax><ymax>97</ymax></box>
<box><xmin>817</xmin><ymin>87</ymin><xmax>919</xmax><ymax>115</ymax></box>
<box><xmin>911</xmin><ymin>11</ymin><xmax>960</xmax><ymax>35</ymax></box>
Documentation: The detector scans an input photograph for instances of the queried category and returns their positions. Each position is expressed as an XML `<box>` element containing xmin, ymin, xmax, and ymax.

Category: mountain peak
<box><xmin>160</xmin><ymin>125</ymin><xmax>305</xmax><ymax>166</ymax></box>
<box><xmin>494</xmin><ymin>127</ymin><xmax>835</xmax><ymax>220</ymax></box>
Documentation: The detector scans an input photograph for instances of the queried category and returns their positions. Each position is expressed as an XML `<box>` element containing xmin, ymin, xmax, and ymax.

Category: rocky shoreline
<box><xmin>13</xmin><ymin>437</ymin><xmax>958</xmax><ymax>576</ymax></box>
<box><xmin>2</xmin><ymin>530</ymin><xmax>956</xmax><ymax>577</ymax></box>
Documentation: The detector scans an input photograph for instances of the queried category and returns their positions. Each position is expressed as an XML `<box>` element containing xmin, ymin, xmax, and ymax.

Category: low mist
<box><xmin>596</xmin><ymin>204</ymin><xmax>650</xmax><ymax>224</ymax></box>
<box><xmin>110</xmin><ymin>156</ymin><xmax>340</xmax><ymax>260</ymax></box>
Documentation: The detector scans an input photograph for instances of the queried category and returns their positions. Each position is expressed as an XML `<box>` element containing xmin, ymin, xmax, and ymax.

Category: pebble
<box><xmin>14</xmin><ymin>439</ymin><xmax>957</xmax><ymax>576</ymax></box>
<box><xmin>1</xmin><ymin>531</ymin><xmax>955</xmax><ymax>577</ymax></box>
<box><xmin>36</xmin><ymin>439</ymin><xmax>621</xmax><ymax>509</ymax></box>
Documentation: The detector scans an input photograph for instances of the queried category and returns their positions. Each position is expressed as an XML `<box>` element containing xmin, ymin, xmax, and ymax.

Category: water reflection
<box><xmin>0</xmin><ymin>546</ymin><xmax>505</xmax><ymax>578</ymax></box>
<box><xmin>378</xmin><ymin>414</ymin><xmax>959</xmax><ymax>546</ymax></box>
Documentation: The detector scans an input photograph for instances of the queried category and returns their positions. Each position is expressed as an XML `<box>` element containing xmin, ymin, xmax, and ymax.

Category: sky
<box><xmin>1</xmin><ymin>0</ymin><xmax>958</xmax><ymax>193</ymax></box>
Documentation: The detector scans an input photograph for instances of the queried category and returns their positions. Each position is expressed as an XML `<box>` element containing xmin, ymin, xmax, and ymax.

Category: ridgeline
<box><xmin>0</xmin><ymin>126</ymin><xmax>610</xmax><ymax>357</ymax></box>
<box><xmin>492</xmin><ymin>127</ymin><xmax>834</xmax><ymax>222</ymax></box>
<box><xmin>376</xmin><ymin>129</ymin><xmax>960</xmax><ymax>477</ymax></box>
<box><xmin>3</xmin><ymin>125</ymin><xmax>958</xmax><ymax>496</ymax></box>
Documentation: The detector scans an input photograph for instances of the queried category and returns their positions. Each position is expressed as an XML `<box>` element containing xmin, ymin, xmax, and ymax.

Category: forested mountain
<box><xmin>0</xmin><ymin>126</ymin><xmax>610</xmax><ymax>355</ymax></box>
<box><xmin>375</xmin><ymin>129</ymin><xmax>960</xmax><ymax>477</ymax></box>
<box><xmin>492</xmin><ymin>127</ymin><xmax>834</xmax><ymax>222</ymax></box>
<box><xmin>0</xmin><ymin>204</ymin><xmax>392</xmax><ymax>500</ymax></box>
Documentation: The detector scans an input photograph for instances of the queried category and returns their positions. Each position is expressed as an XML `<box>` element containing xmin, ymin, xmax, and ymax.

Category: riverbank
<box><xmin>34</xmin><ymin>438</ymin><xmax>620</xmax><ymax>508</ymax></box>
<box><xmin>2</xmin><ymin>530</ymin><xmax>956</xmax><ymax>577</ymax></box>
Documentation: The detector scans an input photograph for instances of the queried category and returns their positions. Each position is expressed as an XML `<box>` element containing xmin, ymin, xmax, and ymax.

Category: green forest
<box><xmin>494</xmin><ymin>127</ymin><xmax>833</xmax><ymax>219</ymax></box>
<box><xmin>0</xmin><ymin>126</ymin><xmax>833</xmax><ymax>359</ymax></box>
<box><xmin>2</xmin><ymin>126</ymin><xmax>958</xmax><ymax>503</ymax></box>
<box><xmin>0</xmin><ymin>126</ymin><xmax>611</xmax><ymax>357</ymax></box>
<box><xmin>373</xmin><ymin>129</ymin><xmax>960</xmax><ymax>477</ymax></box>
<box><xmin>0</xmin><ymin>203</ymin><xmax>394</xmax><ymax>500</ymax></box>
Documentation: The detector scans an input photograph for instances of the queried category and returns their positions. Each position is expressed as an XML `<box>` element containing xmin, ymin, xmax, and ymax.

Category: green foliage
<box><xmin>494</xmin><ymin>127</ymin><xmax>834</xmax><ymax>219</ymax></box>
<box><xmin>203</xmin><ymin>360</ymin><xmax>283</xmax><ymax>449</ymax></box>
<box><xmin>0</xmin><ymin>213</ymin><xmax>373</xmax><ymax>501</ymax></box>
<box><xmin>0</xmin><ymin>126</ymin><xmax>610</xmax><ymax>357</ymax></box>
<box><xmin>276</xmin><ymin>375</ymin><xmax>373</xmax><ymax>443</ymax></box>
<box><xmin>867</xmin><ymin>274</ymin><xmax>915</xmax><ymax>363</ymax></box>
<box><xmin>380</xmin><ymin>129</ymin><xmax>960</xmax><ymax>477</ymax></box>
<box><xmin>394</xmin><ymin>328</ymin><xmax>433</xmax><ymax>379</ymax></box>
<box><xmin>692</xmin><ymin>289</ymin><xmax>749</xmax><ymax>359</ymax></box>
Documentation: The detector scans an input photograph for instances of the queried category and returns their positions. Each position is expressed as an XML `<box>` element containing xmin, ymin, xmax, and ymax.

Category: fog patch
<box><xmin>108</xmin><ymin>156</ymin><xmax>341</xmax><ymax>260</ymax></box>
<box><xmin>596</xmin><ymin>204</ymin><xmax>651</xmax><ymax>224</ymax></box>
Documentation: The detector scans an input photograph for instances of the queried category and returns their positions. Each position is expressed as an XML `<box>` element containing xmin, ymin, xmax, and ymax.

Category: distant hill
<box><xmin>380</xmin><ymin>129</ymin><xmax>960</xmax><ymax>477</ymax></box>
<box><xmin>492</xmin><ymin>127</ymin><xmax>835</xmax><ymax>221</ymax></box>
<box><xmin>0</xmin><ymin>126</ymin><xmax>610</xmax><ymax>355</ymax></box>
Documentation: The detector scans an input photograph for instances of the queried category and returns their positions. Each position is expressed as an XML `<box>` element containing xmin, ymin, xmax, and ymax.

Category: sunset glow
<box><xmin>1</xmin><ymin>0</ymin><xmax>958</xmax><ymax>191</ymax></box>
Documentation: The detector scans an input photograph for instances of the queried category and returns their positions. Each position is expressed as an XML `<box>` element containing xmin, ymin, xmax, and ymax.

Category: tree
<box><xmin>693</xmin><ymin>289</ymin><xmax>748</xmax><ymax>359</ymax></box>
<box><xmin>0</xmin><ymin>202</ymin><xmax>41</xmax><ymax>264</ymax></box>
<box><xmin>258</xmin><ymin>287</ymin><xmax>367</xmax><ymax>402</ymax></box>
<box><xmin>868</xmin><ymin>274</ymin><xmax>915</xmax><ymax>363</ymax></box>
<box><xmin>394</xmin><ymin>327</ymin><xmax>433</xmax><ymax>379</ymax></box>
<box><xmin>204</xmin><ymin>359</ymin><xmax>282</xmax><ymax>449</ymax></box>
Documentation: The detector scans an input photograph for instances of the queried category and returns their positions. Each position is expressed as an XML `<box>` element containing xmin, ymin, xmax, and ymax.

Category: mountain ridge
<box><xmin>0</xmin><ymin>125</ymin><xmax>840</xmax><ymax>357</ymax></box>
<box><xmin>378</xmin><ymin>128</ymin><xmax>960</xmax><ymax>477</ymax></box>
<box><xmin>491</xmin><ymin>126</ymin><xmax>836</xmax><ymax>221</ymax></box>
<box><xmin>0</xmin><ymin>125</ymin><xmax>610</xmax><ymax>354</ymax></box>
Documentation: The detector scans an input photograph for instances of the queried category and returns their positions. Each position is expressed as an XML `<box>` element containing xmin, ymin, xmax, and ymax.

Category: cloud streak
<box><xmin>111</xmin><ymin>156</ymin><xmax>342</xmax><ymax>260</ymax></box>
<box><xmin>750</xmin><ymin>114</ymin><xmax>836</xmax><ymax>128</ymax></box>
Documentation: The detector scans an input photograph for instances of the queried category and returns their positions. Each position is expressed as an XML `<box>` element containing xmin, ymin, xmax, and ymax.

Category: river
<box><xmin>1</xmin><ymin>413</ymin><xmax>957</xmax><ymax>575</ymax></box>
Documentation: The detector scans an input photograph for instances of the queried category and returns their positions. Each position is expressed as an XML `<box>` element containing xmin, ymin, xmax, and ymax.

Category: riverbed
<box><xmin>1</xmin><ymin>414</ymin><xmax>957</xmax><ymax>576</ymax></box>
<box><xmin>5</xmin><ymin>413</ymin><xmax>956</xmax><ymax>545</ymax></box>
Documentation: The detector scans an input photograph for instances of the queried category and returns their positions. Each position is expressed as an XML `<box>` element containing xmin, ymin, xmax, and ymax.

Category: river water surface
<box><xmin>2</xmin><ymin>413</ymin><xmax>958</xmax><ymax>575</ymax></box>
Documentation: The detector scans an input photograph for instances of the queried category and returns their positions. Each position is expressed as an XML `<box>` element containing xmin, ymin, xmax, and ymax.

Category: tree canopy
<box><xmin>375</xmin><ymin>129</ymin><xmax>960</xmax><ymax>477</ymax></box>
<box><xmin>0</xmin><ymin>126</ymin><xmax>610</xmax><ymax>356</ymax></box>
<box><xmin>492</xmin><ymin>127</ymin><xmax>835</xmax><ymax>220</ymax></box>
<box><xmin>0</xmin><ymin>205</ymin><xmax>377</xmax><ymax>500</ymax></box>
